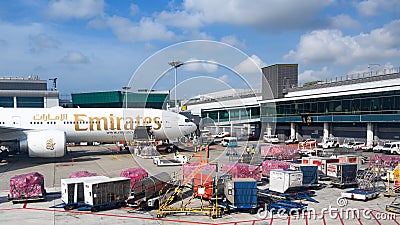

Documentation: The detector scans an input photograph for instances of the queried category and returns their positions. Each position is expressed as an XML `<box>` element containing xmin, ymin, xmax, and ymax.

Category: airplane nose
<box><xmin>189</xmin><ymin>122</ymin><xmax>197</xmax><ymax>133</ymax></box>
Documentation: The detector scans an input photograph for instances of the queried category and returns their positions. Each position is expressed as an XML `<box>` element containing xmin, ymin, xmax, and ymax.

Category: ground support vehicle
<box><xmin>258</xmin><ymin>190</ymin><xmax>319</xmax><ymax>203</ymax></box>
<box><xmin>267</xmin><ymin>200</ymin><xmax>308</xmax><ymax>214</ymax></box>
<box><xmin>340</xmin><ymin>189</ymin><xmax>379</xmax><ymax>201</ymax></box>
<box><xmin>126</xmin><ymin>172</ymin><xmax>172</xmax><ymax>209</ymax></box>
<box><xmin>386</xmin><ymin>198</ymin><xmax>400</xmax><ymax>213</ymax></box>
<box><xmin>153</xmin><ymin>154</ymin><xmax>188</xmax><ymax>166</ymax></box>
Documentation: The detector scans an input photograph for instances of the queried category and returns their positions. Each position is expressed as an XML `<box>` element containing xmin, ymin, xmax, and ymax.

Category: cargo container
<box><xmin>193</xmin><ymin>173</ymin><xmax>232</xmax><ymax>200</ymax></box>
<box><xmin>128</xmin><ymin>172</ymin><xmax>172</xmax><ymax>208</ymax></box>
<box><xmin>304</xmin><ymin>157</ymin><xmax>339</xmax><ymax>174</ymax></box>
<box><xmin>223</xmin><ymin>178</ymin><xmax>258</xmax><ymax>213</ymax></box>
<box><xmin>301</xmin><ymin>157</ymin><xmax>310</xmax><ymax>164</ymax></box>
<box><xmin>327</xmin><ymin>163</ymin><xmax>358</xmax><ymax>187</ymax></box>
<box><xmin>83</xmin><ymin>177</ymin><xmax>131</xmax><ymax>211</ymax></box>
<box><xmin>269</xmin><ymin>169</ymin><xmax>303</xmax><ymax>193</ymax></box>
<box><xmin>337</xmin><ymin>155</ymin><xmax>362</xmax><ymax>169</ymax></box>
<box><xmin>290</xmin><ymin>164</ymin><xmax>318</xmax><ymax>185</ymax></box>
<box><xmin>261</xmin><ymin>160</ymin><xmax>292</xmax><ymax>178</ymax></box>
<box><xmin>9</xmin><ymin>172</ymin><xmax>46</xmax><ymax>203</ymax></box>
<box><xmin>60</xmin><ymin>176</ymin><xmax>109</xmax><ymax>210</ymax></box>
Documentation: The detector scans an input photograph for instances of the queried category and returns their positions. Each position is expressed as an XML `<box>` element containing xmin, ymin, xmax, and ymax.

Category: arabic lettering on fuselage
<box><xmin>33</xmin><ymin>114</ymin><xmax>68</xmax><ymax>121</ymax></box>
<box><xmin>73</xmin><ymin>114</ymin><xmax>162</xmax><ymax>131</ymax></box>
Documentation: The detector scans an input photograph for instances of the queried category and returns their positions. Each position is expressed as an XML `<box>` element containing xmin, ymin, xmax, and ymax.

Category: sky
<box><xmin>0</xmin><ymin>0</ymin><xmax>399</xmax><ymax>98</ymax></box>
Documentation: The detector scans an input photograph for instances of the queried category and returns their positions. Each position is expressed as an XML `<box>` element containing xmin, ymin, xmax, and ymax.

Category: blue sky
<box><xmin>0</xmin><ymin>0</ymin><xmax>399</xmax><ymax>98</ymax></box>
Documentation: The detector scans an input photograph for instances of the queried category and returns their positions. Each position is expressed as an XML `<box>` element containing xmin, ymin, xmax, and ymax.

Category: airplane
<box><xmin>0</xmin><ymin>107</ymin><xmax>197</xmax><ymax>158</ymax></box>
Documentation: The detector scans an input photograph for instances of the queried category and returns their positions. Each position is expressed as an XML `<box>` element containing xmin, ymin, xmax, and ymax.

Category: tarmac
<box><xmin>0</xmin><ymin>142</ymin><xmax>399</xmax><ymax>225</ymax></box>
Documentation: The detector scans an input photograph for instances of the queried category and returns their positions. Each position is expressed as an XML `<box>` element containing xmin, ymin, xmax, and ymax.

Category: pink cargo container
<box><xmin>221</xmin><ymin>163</ymin><xmax>250</xmax><ymax>179</ymax></box>
<box><xmin>183</xmin><ymin>163</ymin><xmax>217</xmax><ymax>185</ymax></box>
<box><xmin>261</xmin><ymin>160</ymin><xmax>292</xmax><ymax>178</ymax></box>
<box><xmin>120</xmin><ymin>168</ymin><xmax>148</xmax><ymax>188</ymax></box>
<box><xmin>249</xmin><ymin>165</ymin><xmax>261</xmax><ymax>181</ymax></box>
<box><xmin>259</xmin><ymin>145</ymin><xmax>299</xmax><ymax>160</ymax></box>
<box><xmin>9</xmin><ymin>172</ymin><xmax>45</xmax><ymax>201</ymax></box>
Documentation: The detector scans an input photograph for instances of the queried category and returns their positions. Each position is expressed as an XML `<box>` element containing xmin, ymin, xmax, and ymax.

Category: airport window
<box><xmin>0</xmin><ymin>97</ymin><xmax>14</xmax><ymax>108</ymax></box>
<box><xmin>269</xmin><ymin>90</ymin><xmax>400</xmax><ymax>117</ymax></box>
<box><xmin>16</xmin><ymin>97</ymin><xmax>44</xmax><ymax>108</ymax></box>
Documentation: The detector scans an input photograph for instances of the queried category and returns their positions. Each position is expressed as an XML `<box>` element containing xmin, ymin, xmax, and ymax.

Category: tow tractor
<box><xmin>153</xmin><ymin>154</ymin><xmax>188</xmax><ymax>166</ymax></box>
<box><xmin>340</xmin><ymin>189</ymin><xmax>379</xmax><ymax>201</ymax></box>
<box><xmin>386</xmin><ymin>197</ymin><xmax>400</xmax><ymax>214</ymax></box>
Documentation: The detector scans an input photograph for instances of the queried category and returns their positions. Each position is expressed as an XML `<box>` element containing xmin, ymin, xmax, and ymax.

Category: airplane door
<box><xmin>164</xmin><ymin>116</ymin><xmax>173</xmax><ymax>128</ymax></box>
<box><xmin>12</xmin><ymin>116</ymin><xmax>21</xmax><ymax>128</ymax></box>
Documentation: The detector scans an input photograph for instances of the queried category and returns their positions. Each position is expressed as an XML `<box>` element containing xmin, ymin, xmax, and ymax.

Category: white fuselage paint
<box><xmin>0</xmin><ymin>107</ymin><xmax>197</xmax><ymax>143</ymax></box>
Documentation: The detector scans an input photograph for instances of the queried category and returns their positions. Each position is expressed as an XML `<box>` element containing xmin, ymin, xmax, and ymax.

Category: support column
<box><xmin>265</xmin><ymin>123</ymin><xmax>272</xmax><ymax>136</ymax></box>
<box><xmin>13</xmin><ymin>96</ymin><xmax>17</xmax><ymax>108</ymax></box>
<box><xmin>367</xmin><ymin>122</ymin><xmax>374</xmax><ymax>146</ymax></box>
<box><xmin>230</xmin><ymin>122</ymin><xmax>233</xmax><ymax>135</ymax></box>
<box><xmin>290</xmin><ymin>123</ymin><xmax>296</xmax><ymax>139</ymax></box>
<box><xmin>247</xmin><ymin>124</ymin><xmax>251</xmax><ymax>135</ymax></box>
<box><xmin>323</xmin><ymin>122</ymin><xmax>330</xmax><ymax>140</ymax></box>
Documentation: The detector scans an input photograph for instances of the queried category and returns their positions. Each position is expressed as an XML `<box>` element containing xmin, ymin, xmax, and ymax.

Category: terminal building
<box><xmin>0</xmin><ymin>76</ymin><xmax>59</xmax><ymax>108</ymax></box>
<box><xmin>185</xmin><ymin>64</ymin><xmax>400</xmax><ymax>145</ymax></box>
<box><xmin>71</xmin><ymin>90</ymin><xmax>170</xmax><ymax>109</ymax></box>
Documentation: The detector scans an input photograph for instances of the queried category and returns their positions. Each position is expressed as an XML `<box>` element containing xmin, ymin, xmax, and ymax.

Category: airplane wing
<box><xmin>0</xmin><ymin>126</ymin><xmax>29</xmax><ymax>134</ymax></box>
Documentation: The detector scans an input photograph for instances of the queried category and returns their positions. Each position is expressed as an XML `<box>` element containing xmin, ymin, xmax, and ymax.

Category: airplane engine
<box><xmin>22</xmin><ymin>130</ymin><xmax>67</xmax><ymax>158</ymax></box>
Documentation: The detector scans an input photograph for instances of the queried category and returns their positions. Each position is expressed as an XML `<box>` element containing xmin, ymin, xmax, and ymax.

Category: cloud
<box><xmin>47</xmin><ymin>0</ymin><xmax>104</xmax><ymax>19</ymax></box>
<box><xmin>182</xmin><ymin>0</ymin><xmax>334</xmax><ymax>29</ymax></box>
<box><xmin>60</xmin><ymin>51</ymin><xmax>89</xmax><ymax>64</ymax></box>
<box><xmin>218</xmin><ymin>74</ymin><xmax>230</xmax><ymax>83</ymax></box>
<box><xmin>298</xmin><ymin>66</ymin><xmax>331</xmax><ymax>85</ymax></box>
<box><xmin>330</xmin><ymin>14</ymin><xmax>360</xmax><ymax>30</ymax></box>
<box><xmin>130</xmin><ymin>3</ymin><xmax>140</xmax><ymax>16</ymax></box>
<box><xmin>106</xmin><ymin>16</ymin><xmax>177</xmax><ymax>42</ymax></box>
<box><xmin>220</xmin><ymin>35</ymin><xmax>246</xmax><ymax>48</ymax></box>
<box><xmin>284</xmin><ymin>20</ymin><xmax>400</xmax><ymax>65</ymax></box>
<box><xmin>29</xmin><ymin>33</ymin><xmax>60</xmax><ymax>52</ymax></box>
<box><xmin>183</xmin><ymin>58</ymin><xmax>219</xmax><ymax>73</ymax></box>
<box><xmin>356</xmin><ymin>0</ymin><xmax>400</xmax><ymax>17</ymax></box>
<box><xmin>156</xmin><ymin>10</ymin><xmax>205</xmax><ymax>29</ymax></box>
<box><xmin>234</xmin><ymin>55</ymin><xmax>266</xmax><ymax>74</ymax></box>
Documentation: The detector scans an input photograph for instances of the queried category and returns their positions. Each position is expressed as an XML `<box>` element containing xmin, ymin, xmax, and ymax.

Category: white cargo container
<box><xmin>61</xmin><ymin>176</ymin><xmax>108</xmax><ymax>205</ymax></box>
<box><xmin>337</xmin><ymin>155</ymin><xmax>362</xmax><ymax>169</ymax></box>
<box><xmin>83</xmin><ymin>177</ymin><xmax>131</xmax><ymax>211</ymax></box>
<box><xmin>306</xmin><ymin>157</ymin><xmax>339</xmax><ymax>174</ymax></box>
<box><xmin>269</xmin><ymin>169</ymin><xmax>303</xmax><ymax>193</ymax></box>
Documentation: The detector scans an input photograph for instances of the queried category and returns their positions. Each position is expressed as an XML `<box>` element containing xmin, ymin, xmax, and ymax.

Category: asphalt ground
<box><xmin>0</xmin><ymin>142</ymin><xmax>398</xmax><ymax>225</ymax></box>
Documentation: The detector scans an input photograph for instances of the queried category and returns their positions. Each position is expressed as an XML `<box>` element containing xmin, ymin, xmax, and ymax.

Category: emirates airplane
<box><xmin>0</xmin><ymin>107</ymin><xmax>197</xmax><ymax>158</ymax></box>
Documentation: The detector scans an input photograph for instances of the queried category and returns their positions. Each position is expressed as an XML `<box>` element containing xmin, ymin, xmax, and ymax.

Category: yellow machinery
<box><xmin>384</xmin><ymin>164</ymin><xmax>400</xmax><ymax>197</ymax></box>
<box><xmin>156</xmin><ymin>145</ymin><xmax>223</xmax><ymax>218</ymax></box>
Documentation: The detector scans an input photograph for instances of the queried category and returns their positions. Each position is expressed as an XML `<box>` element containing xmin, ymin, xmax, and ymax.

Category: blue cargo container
<box><xmin>290</xmin><ymin>164</ymin><xmax>318</xmax><ymax>185</ymax></box>
<box><xmin>224</xmin><ymin>178</ymin><xmax>258</xmax><ymax>211</ymax></box>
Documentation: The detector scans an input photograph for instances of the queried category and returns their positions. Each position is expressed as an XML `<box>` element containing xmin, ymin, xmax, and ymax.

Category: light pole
<box><xmin>168</xmin><ymin>61</ymin><xmax>183</xmax><ymax>112</ymax></box>
<box><xmin>122</xmin><ymin>86</ymin><xmax>131</xmax><ymax>109</ymax></box>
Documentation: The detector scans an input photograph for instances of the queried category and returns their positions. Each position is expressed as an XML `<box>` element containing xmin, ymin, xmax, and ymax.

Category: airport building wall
<box><xmin>185</xmin><ymin>65</ymin><xmax>400</xmax><ymax>145</ymax></box>
<box><xmin>71</xmin><ymin>91</ymin><xmax>169</xmax><ymax>109</ymax></box>
<box><xmin>0</xmin><ymin>76</ymin><xmax>59</xmax><ymax>108</ymax></box>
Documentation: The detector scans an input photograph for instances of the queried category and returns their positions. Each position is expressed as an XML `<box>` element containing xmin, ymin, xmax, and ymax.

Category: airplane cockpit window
<box><xmin>185</xmin><ymin>119</ymin><xmax>190</xmax><ymax>122</ymax></box>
